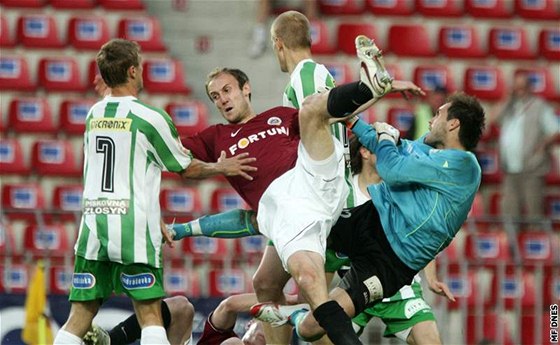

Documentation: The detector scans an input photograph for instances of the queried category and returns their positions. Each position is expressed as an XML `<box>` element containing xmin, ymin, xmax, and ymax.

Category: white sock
<box><xmin>253</xmin><ymin>24</ymin><xmax>266</xmax><ymax>42</ymax></box>
<box><xmin>53</xmin><ymin>329</ymin><xmax>82</xmax><ymax>345</ymax></box>
<box><xmin>141</xmin><ymin>326</ymin><xmax>170</xmax><ymax>345</ymax></box>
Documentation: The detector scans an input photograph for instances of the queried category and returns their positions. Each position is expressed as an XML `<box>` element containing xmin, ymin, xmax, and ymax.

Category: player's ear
<box><xmin>448</xmin><ymin>118</ymin><xmax>460</xmax><ymax>131</ymax></box>
<box><xmin>242</xmin><ymin>82</ymin><xmax>251</xmax><ymax>98</ymax></box>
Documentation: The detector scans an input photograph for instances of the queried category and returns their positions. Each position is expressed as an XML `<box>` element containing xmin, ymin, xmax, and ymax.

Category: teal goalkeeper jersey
<box><xmin>352</xmin><ymin>119</ymin><xmax>481</xmax><ymax>271</ymax></box>
<box><xmin>283</xmin><ymin>58</ymin><xmax>355</xmax><ymax>207</ymax></box>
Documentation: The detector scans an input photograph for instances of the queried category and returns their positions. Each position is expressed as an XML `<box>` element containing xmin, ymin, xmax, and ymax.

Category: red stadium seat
<box><xmin>544</xmin><ymin>269</ymin><xmax>560</xmax><ymax>305</ymax></box>
<box><xmin>182</xmin><ymin>237</ymin><xmax>231</xmax><ymax>266</ymax></box>
<box><xmin>0</xmin><ymin>15</ymin><xmax>15</xmax><ymax>47</ymax></box>
<box><xmin>439</xmin><ymin>26</ymin><xmax>485</xmax><ymax>58</ymax></box>
<box><xmin>545</xmin><ymin>194</ymin><xmax>560</xmax><ymax>220</ymax></box>
<box><xmin>488</xmin><ymin>27</ymin><xmax>535</xmax><ymax>60</ymax></box>
<box><xmin>515</xmin><ymin>0</ymin><xmax>560</xmax><ymax>20</ymax></box>
<box><xmin>521</xmin><ymin>312</ymin><xmax>558</xmax><ymax>345</ymax></box>
<box><xmin>165</xmin><ymin>100</ymin><xmax>209</xmax><ymax>137</ymax></box>
<box><xmin>468</xmin><ymin>192</ymin><xmax>486</xmax><ymax>218</ymax></box>
<box><xmin>87</xmin><ymin>59</ymin><xmax>100</xmax><ymax>89</ymax></box>
<box><xmin>386</xmin><ymin>107</ymin><xmax>414</xmax><ymax>139</ymax></box>
<box><xmin>476</xmin><ymin>148</ymin><xmax>503</xmax><ymax>184</ymax></box>
<box><xmin>98</xmin><ymin>0</ymin><xmax>145</xmax><ymax>10</ymax></box>
<box><xmin>383</xmin><ymin>63</ymin><xmax>405</xmax><ymax>99</ymax></box>
<box><xmin>48</xmin><ymin>265</ymin><xmax>73</xmax><ymax>295</ymax></box>
<box><xmin>23</xmin><ymin>224</ymin><xmax>70</xmax><ymax>262</ymax></box>
<box><xmin>0</xmin><ymin>138</ymin><xmax>28</xmax><ymax>175</ymax></box>
<box><xmin>0</xmin><ymin>264</ymin><xmax>29</xmax><ymax>294</ymax></box>
<box><xmin>17</xmin><ymin>14</ymin><xmax>63</xmax><ymax>48</ymax></box>
<box><xmin>444</xmin><ymin>268</ymin><xmax>479</xmax><ymax>309</ymax></box>
<box><xmin>0</xmin><ymin>222</ymin><xmax>16</xmax><ymax>257</ymax></box>
<box><xmin>164</xmin><ymin>268</ymin><xmax>201</xmax><ymax>297</ymax></box>
<box><xmin>68</xmin><ymin>16</ymin><xmax>110</xmax><ymax>51</ymax></box>
<box><xmin>117</xmin><ymin>17</ymin><xmax>165</xmax><ymax>52</ymax></box>
<box><xmin>515</xmin><ymin>67</ymin><xmax>558</xmax><ymax>101</ymax></box>
<box><xmin>31</xmin><ymin>139</ymin><xmax>81</xmax><ymax>176</ymax></box>
<box><xmin>324</xmin><ymin>62</ymin><xmax>354</xmax><ymax>85</ymax></box>
<box><xmin>1</xmin><ymin>183</ymin><xmax>46</xmax><ymax>222</ymax></box>
<box><xmin>8</xmin><ymin>97</ymin><xmax>55</xmax><ymax>133</ymax></box>
<box><xmin>465</xmin><ymin>0</ymin><xmax>513</xmax><ymax>18</ymax></box>
<box><xmin>208</xmin><ymin>268</ymin><xmax>251</xmax><ymax>297</ymax></box>
<box><xmin>337</xmin><ymin>23</ymin><xmax>377</xmax><ymax>55</ymax></box>
<box><xmin>210</xmin><ymin>187</ymin><xmax>249</xmax><ymax>213</ymax></box>
<box><xmin>59</xmin><ymin>99</ymin><xmax>96</xmax><ymax>135</ymax></box>
<box><xmin>50</xmin><ymin>0</ymin><xmax>96</xmax><ymax>9</ymax></box>
<box><xmin>415</xmin><ymin>0</ymin><xmax>463</xmax><ymax>17</ymax></box>
<box><xmin>0</xmin><ymin>56</ymin><xmax>35</xmax><ymax>91</ymax></box>
<box><xmin>465</xmin><ymin>229</ymin><xmax>512</xmax><ymax>266</ymax></box>
<box><xmin>466</xmin><ymin>313</ymin><xmax>515</xmax><ymax>345</ymax></box>
<box><xmin>487</xmin><ymin>269</ymin><xmax>536</xmax><ymax>309</ymax></box>
<box><xmin>160</xmin><ymin>187</ymin><xmax>203</xmax><ymax>222</ymax></box>
<box><xmin>233</xmin><ymin>236</ymin><xmax>267</xmax><ymax>264</ymax></box>
<box><xmin>51</xmin><ymin>184</ymin><xmax>83</xmax><ymax>222</ymax></box>
<box><xmin>0</xmin><ymin>0</ymin><xmax>45</xmax><ymax>8</ymax></box>
<box><xmin>38</xmin><ymin>57</ymin><xmax>85</xmax><ymax>92</ymax></box>
<box><xmin>539</xmin><ymin>28</ymin><xmax>560</xmax><ymax>60</ymax></box>
<box><xmin>318</xmin><ymin>0</ymin><xmax>364</xmax><ymax>15</ymax></box>
<box><xmin>413</xmin><ymin>65</ymin><xmax>455</xmax><ymax>92</ymax></box>
<box><xmin>365</xmin><ymin>0</ymin><xmax>415</xmax><ymax>16</ymax></box>
<box><xmin>388</xmin><ymin>25</ymin><xmax>435</xmax><ymax>57</ymax></box>
<box><xmin>310</xmin><ymin>20</ymin><xmax>336</xmax><ymax>55</ymax></box>
<box><xmin>464</xmin><ymin>66</ymin><xmax>505</xmax><ymax>100</ymax></box>
<box><xmin>143</xmin><ymin>58</ymin><xmax>190</xmax><ymax>95</ymax></box>
<box><xmin>518</xmin><ymin>231</ymin><xmax>559</xmax><ymax>266</ymax></box>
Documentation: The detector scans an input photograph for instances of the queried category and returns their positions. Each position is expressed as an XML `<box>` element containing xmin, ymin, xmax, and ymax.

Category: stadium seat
<box><xmin>233</xmin><ymin>236</ymin><xmax>267</xmax><ymax>264</ymax></box>
<box><xmin>0</xmin><ymin>222</ymin><xmax>16</xmax><ymax>256</ymax></box>
<box><xmin>337</xmin><ymin>23</ymin><xmax>377</xmax><ymax>55</ymax></box>
<box><xmin>546</xmin><ymin>148</ymin><xmax>560</xmax><ymax>185</ymax></box>
<box><xmin>87</xmin><ymin>59</ymin><xmax>100</xmax><ymax>89</ymax></box>
<box><xmin>68</xmin><ymin>16</ymin><xmax>110</xmax><ymax>50</ymax></box>
<box><xmin>445</xmin><ymin>268</ymin><xmax>479</xmax><ymax>309</ymax></box>
<box><xmin>518</xmin><ymin>231</ymin><xmax>559</xmax><ymax>266</ymax></box>
<box><xmin>464</xmin><ymin>66</ymin><xmax>505</xmax><ymax>100</ymax></box>
<box><xmin>318</xmin><ymin>0</ymin><xmax>364</xmax><ymax>15</ymax></box>
<box><xmin>468</xmin><ymin>192</ymin><xmax>486</xmax><ymax>218</ymax></box>
<box><xmin>487</xmin><ymin>269</ymin><xmax>536</xmax><ymax>309</ymax></box>
<box><xmin>365</xmin><ymin>0</ymin><xmax>415</xmax><ymax>16</ymax></box>
<box><xmin>182</xmin><ymin>237</ymin><xmax>231</xmax><ymax>266</ymax></box>
<box><xmin>50</xmin><ymin>0</ymin><xmax>96</xmax><ymax>9</ymax></box>
<box><xmin>208</xmin><ymin>268</ymin><xmax>251</xmax><ymax>297</ymax></box>
<box><xmin>210</xmin><ymin>187</ymin><xmax>249</xmax><ymax>213</ymax></box>
<box><xmin>383</xmin><ymin>63</ymin><xmax>405</xmax><ymax>99</ymax></box>
<box><xmin>515</xmin><ymin>0</ymin><xmax>560</xmax><ymax>20</ymax></box>
<box><xmin>164</xmin><ymin>268</ymin><xmax>201</xmax><ymax>297</ymax></box>
<box><xmin>117</xmin><ymin>17</ymin><xmax>166</xmax><ymax>52</ymax></box>
<box><xmin>386</xmin><ymin>107</ymin><xmax>414</xmax><ymax>139</ymax></box>
<box><xmin>0</xmin><ymin>15</ymin><xmax>15</xmax><ymax>47</ymax></box>
<box><xmin>98</xmin><ymin>0</ymin><xmax>145</xmax><ymax>10</ymax></box>
<box><xmin>51</xmin><ymin>184</ymin><xmax>83</xmax><ymax>222</ymax></box>
<box><xmin>545</xmin><ymin>194</ymin><xmax>560</xmax><ymax>220</ymax></box>
<box><xmin>8</xmin><ymin>97</ymin><xmax>55</xmax><ymax>133</ymax></box>
<box><xmin>38</xmin><ymin>57</ymin><xmax>85</xmax><ymax>92</ymax></box>
<box><xmin>324</xmin><ymin>62</ymin><xmax>354</xmax><ymax>85</ymax></box>
<box><xmin>465</xmin><ymin>0</ymin><xmax>513</xmax><ymax>18</ymax></box>
<box><xmin>439</xmin><ymin>26</ymin><xmax>485</xmax><ymax>58</ymax></box>
<box><xmin>415</xmin><ymin>0</ymin><xmax>463</xmax><ymax>17</ymax></box>
<box><xmin>544</xmin><ymin>269</ymin><xmax>560</xmax><ymax>305</ymax></box>
<box><xmin>539</xmin><ymin>28</ymin><xmax>560</xmax><ymax>60</ymax></box>
<box><xmin>476</xmin><ymin>148</ymin><xmax>503</xmax><ymax>184</ymax></box>
<box><xmin>59</xmin><ymin>99</ymin><xmax>96</xmax><ymax>135</ymax></box>
<box><xmin>48</xmin><ymin>265</ymin><xmax>73</xmax><ymax>294</ymax></box>
<box><xmin>23</xmin><ymin>224</ymin><xmax>70</xmax><ymax>262</ymax></box>
<box><xmin>165</xmin><ymin>100</ymin><xmax>209</xmax><ymax>137</ymax></box>
<box><xmin>0</xmin><ymin>138</ymin><xmax>28</xmax><ymax>175</ymax></box>
<box><xmin>388</xmin><ymin>24</ymin><xmax>435</xmax><ymax>57</ymax></box>
<box><xmin>466</xmin><ymin>313</ymin><xmax>515</xmax><ymax>345</ymax></box>
<box><xmin>0</xmin><ymin>0</ymin><xmax>45</xmax><ymax>8</ymax></box>
<box><xmin>413</xmin><ymin>65</ymin><xmax>455</xmax><ymax>91</ymax></box>
<box><xmin>464</xmin><ymin>230</ymin><xmax>511</xmax><ymax>265</ymax></box>
<box><xmin>1</xmin><ymin>183</ymin><xmax>45</xmax><ymax>222</ymax></box>
<box><xmin>521</xmin><ymin>312</ymin><xmax>558</xmax><ymax>345</ymax></box>
<box><xmin>310</xmin><ymin>20</ymin><xmax>336</xmax><ymax>55</ymax></box>
<box><xmin>488</xmin><ymin>191</ymin><xmax>502</xmax><ymax>217</ymax></box>
<box><xmin>515</xmin><ymin>67</ymin><xmax>558</xmax><ymax>101</ymax></box>
<box><xmin>17</xmin><ymin>14</ymin><xmax>63</xmax><ymax>48</ymax></box>
<box><xmin>31</xmin><ymin>139</ymin><xmax>81</xmax><ymax>176</ymax></box>
<box><xmin>142</xmin><ymin>58</ymin><xmax>190</xmax><ymax>94</ymax></box>
<box><xmin>0</xmin><ymin>264</ymin><xmax>28</xmax><ymax>294</ymax></box>
<box><xmin>488</xmin><ymin>27</ymin><xmax>535</xmax><ymax>60</ymax></box>
<box><xmin>0</xmin><ymin>56</ymin><xmax>35</xmax><ymax>91</ymax></box>
<box><xmin>160</xmin><ymin>187</ymin><xmax>203</xmax><ymax>222</ymax></box>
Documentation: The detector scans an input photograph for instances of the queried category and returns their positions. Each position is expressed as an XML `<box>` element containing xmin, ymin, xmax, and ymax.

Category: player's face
<box><xmin>207</xmin><ymin>73</ymin><xmax>252</xmax><ymax>124</ymax></box>
<box><xmin>425</xmin><ymin>102</ymin><xmax>451</xmax><ymax>148</ymax></box>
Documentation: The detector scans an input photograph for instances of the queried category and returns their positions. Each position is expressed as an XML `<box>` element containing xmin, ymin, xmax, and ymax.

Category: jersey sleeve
<box><xmin>182</xmin><ymin>127</ymin><xmax>217</xmax><ymax>162</ymax></box>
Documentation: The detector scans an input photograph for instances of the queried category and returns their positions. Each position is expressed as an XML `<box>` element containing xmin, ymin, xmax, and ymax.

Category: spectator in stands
<box><xmin>249</xmin><ymin>0</ymin><xmax>317</xmax><ymax>58</ymax></box>
<box><xmin>492</xmin><ymin>72</ymin><xmax>559</xmax><ymax>220</ymax></box>
<box><xmin>411</xmin><ymin>85</ymin><xmax>448</xmax><ymax>140</ymax></box>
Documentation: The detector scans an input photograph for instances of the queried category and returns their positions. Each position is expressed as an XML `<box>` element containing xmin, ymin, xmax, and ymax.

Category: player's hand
<box><xmin>428</xmin><ymin>280</ymin><xmax>455</xmax><ymax>302</ymax></box>
<box><xmin>373</xmin><ymin>122</ymin><xmax>400</xmax><ymax>144</ymax></box>
<box><xmin>217</xmin><ymin>151</ymin><xmax>257</xmax><ymax>180</ymax></box>
<box><xmin>93</xmin><ymin>74</ymin><xmax>110</xmax><ymax>98</ymax></box>
<box><xmin>160</xmin><ymin>218</ymin><xmax>175</xmax><ymax>248</ymax></box>
<box><xmin>390</xmin><ymin>80</ymin><xmax>425</xmax><ymax>100</ymax></box>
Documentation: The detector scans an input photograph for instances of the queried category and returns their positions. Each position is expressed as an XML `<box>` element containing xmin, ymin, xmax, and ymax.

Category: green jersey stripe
<box><xmin>97</xmin><ymin>214</ymin><xmax>109</xmax><ymax>260</ymax></box>
<box><xmin>300</xmin><ymin>62</ymin><xmax>316</xmax><ymax>98</ymax></box>
<box><xmin>105</xmin><ymin>102</ymin><xmax>118</xmax><ymax>118</ymax></box>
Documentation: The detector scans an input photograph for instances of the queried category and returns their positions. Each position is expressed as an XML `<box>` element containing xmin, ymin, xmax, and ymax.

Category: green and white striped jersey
<box><xmin>75</xmin><ymin>96</ymin><xmax>192</xmax><ymax>268</ymax></box>
<box><xmin>283</xmin><ymin>59</ymin><xmax>355</xmax><ymax>207</ymax></box>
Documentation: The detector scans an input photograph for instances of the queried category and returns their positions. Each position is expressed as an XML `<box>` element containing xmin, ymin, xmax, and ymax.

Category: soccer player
<box><xmin>252</xmin><ymin>37</ymin><xmax>485</xmax><ymax>343</ymax></box>
<box><xmin>53</xmin><ymin>39</ymin><xmax>256</xmax><ymax>345</ymax></box>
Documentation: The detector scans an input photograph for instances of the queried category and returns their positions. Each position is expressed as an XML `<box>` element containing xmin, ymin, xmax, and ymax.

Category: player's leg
<box><xmin>407</xmin><ymin>320</ymin><xmax>442</xmax><ymax>345</ymax></box>
<box><xmin>132</xmin><ymin>298</ymin><xmax>169</xmax><ymax>345</ymax></box>
<box><xmin>166</xmin><ymin>296</ymin><xmax>194</xmax><ymax>345</ymax></box>
<box><xmin>54</xmin><ymin>301</ymin><xmax>101</xmax><ymax>344</ymax></box>
<box><xmin>171</xmin><ymin>209</ymin><xmax>258</xmax><ymax>240</ymax></box>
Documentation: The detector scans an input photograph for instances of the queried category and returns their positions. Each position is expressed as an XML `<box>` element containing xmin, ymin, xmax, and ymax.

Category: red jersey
<box><xmin>182</xmin><ymin>106</ymin><xmax>300</xmax><ymax>211</ymax></box>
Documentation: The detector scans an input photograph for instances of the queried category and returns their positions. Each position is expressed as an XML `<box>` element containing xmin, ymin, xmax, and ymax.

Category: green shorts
<box><xmin>352</xmin><ymin>297</ymin><xmax>435</xmax><ymax>339</ymax></box>
<box><xmin>69</xmin><ymin>256</ymin><xmax>165</xmax><ymax>302</ymax></box>
<box><xmin>324</xmin><ymin>248</ymin><xmax>351</xmax><ymax>272</ymax></box>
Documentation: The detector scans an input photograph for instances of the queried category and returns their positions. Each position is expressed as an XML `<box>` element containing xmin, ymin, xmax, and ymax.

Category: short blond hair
<box><xmin>272</xmin><ymin>10</ymin><xmax>312</xmax><ymax>50</ymax></box>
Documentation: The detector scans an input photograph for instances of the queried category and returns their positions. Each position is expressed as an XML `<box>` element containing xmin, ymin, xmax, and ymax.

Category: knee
<box><xmin>293</xmin><ymin>266</ymin><xmax>322</xmax><ymax>292</ymax></box>
<box><xmin>166</xmin><ymin>296</ymin><xmax>194</xmax><ymax>324</ymax></box>
<box><xmin>300</xmin><ymin>93</ymin><xmax>327</xmax><ymax>122</ymax></box>
<box><xmin>253</xmin><ymin>271</ymin><xmax>284</xmax><ymax>298</ymax></box>
<box><xmin>216</xmin><ymin>296</ymin><xmax>237</xmax><ymax>314</ymax></box>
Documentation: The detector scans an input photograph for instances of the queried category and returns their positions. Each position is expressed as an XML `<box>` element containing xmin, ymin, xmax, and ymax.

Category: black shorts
<box><xmin>327</xmin><ymin>201</ymin><xmax>418</xmax><ymax>314</ymax></box>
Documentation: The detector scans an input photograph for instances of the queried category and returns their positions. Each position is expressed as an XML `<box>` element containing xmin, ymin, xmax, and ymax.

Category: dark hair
<box><xmin>272</xmin><ymin>11</ymin><xmax>312</xmax><ymax>50</ymax></box>
<box><xmin>446</xmin><ymin>92</ymin><xmax>486</xmax><ymax>151</ymax></box>
<box><xmin>96</xmin><ymin>39</ymin><xmax>141</xmax><ymax>88</ymax></box>
<box><xmin>349</xmin><ymin>135</ymin><xmax>363</xmax><ymax>175</ymax></box>
<box><xmin>205</xmin><ymin>67</ymin><xmax>251</xmax><ymax>101</ymax></box>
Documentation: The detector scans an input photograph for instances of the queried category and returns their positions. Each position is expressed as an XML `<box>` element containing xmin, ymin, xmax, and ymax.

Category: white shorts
<box><xmin>257</xmin><ymin>141</ymin><xmax>348</xmax><ymax>271</ymax></box>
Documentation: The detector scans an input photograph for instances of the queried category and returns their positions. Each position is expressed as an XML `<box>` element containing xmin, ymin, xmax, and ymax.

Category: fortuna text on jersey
<box><xmin>229</xmin><ymin>126</ymin><xmax>290</xmax><ymax>155</ymax></box>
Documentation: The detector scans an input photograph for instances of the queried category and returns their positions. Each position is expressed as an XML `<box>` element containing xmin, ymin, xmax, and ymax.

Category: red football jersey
<box><xmin>182</xmin><ymin>106</ymin><xmax>300</xmax><ymax>211</ymax></box>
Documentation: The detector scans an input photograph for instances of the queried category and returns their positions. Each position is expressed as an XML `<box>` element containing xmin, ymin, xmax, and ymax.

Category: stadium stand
<box><xmin>514</xmin><ymin>0</ymin><xmax>560</xmax><ymax>20</ymax></box>
<box><xmin>318</xmin><ymin>0</ymin><xmax>364</xmax><ymax>15</ymax></box>
<box><xmin>142</xmin><ymin>58</ymin><xmax>191</xmax><ymax>94</ymax></box>
<box><xmin>439</xmin><ymin>26</ymin><xmax>485</xmax><ymax>58</ymax></box>
<box><xmin>17</xmin><ymin>14</ymin><xmax>63</xmax><ymax>48</ymax></box>
<box><xmin>8</xmin><ymin>97</ymin><xmax>56</xmax><ymax>133</ymax></box>
<box><xmin>0</xmin><ymin>138</ymin><xmax>28</xmax><ymax>175</ymax></box>
<box><xmin>0</xmin><ymin>15</ymin><xmax>14</xmax><ymax>47</ymax></box>
<box><xmin>38</xmin><ymin>57</ymin><xmax>85</xmax><ymax>92</ymax></box>
<box><xmin>415</xmin><ymin>0</ymin><xmax>463</xmax><ymax>17</ymax></box>
<box><xmin>488</xmin><ymin>27</ymin><xmax>535</xmax><ymax>60</ymax></box>
<box><xmin>50</xmin><ymin>0</ymin><xmax>97</xmax><ymax>9</ymax></box>
<box><xmin>1</xmin><ymin>183</ymin><xmax>46</xmax><ymax>222</ymax></box>
<box><xmin>364</xmin><ymin>0</ymin><xmax>415</xmax><ymax>16</ymax></box>
<box><xmin>165</xmin><ymin>100</ymin><xmax>209</xmax><ymax>137</ymax></box>
<box><xmin>388</xmin><ymin>24</ymin><xmax>435</xmax><ymax>57</ymax></box>
<box><xmin>465</xmin><ymin>0</ymin><xmax>513</xmax><ymax>18</ymax></box>
<box><xmin>31</xmin><ymin>139</ymin><xmax>81</xmax><ymax>176</ymax></box>
<box><xmin>117</xmin><ymin>17</ymin><xmax>166</xmax><ymax>52</ymax></box>
<box><xmin>539</xmin><ymin>28</ymin><xmax>560</xmax><ymax>60</ymax></box>
<box><xmin>58</xmin><ymin>99</ymin><xmax>97</xmax><ymax>135</ymax></box>
<box><xmin>68</xmin><ymin>16</ymin><xmax>111</xmax><ymax>51</ymax></box>
<box><xmin>309</xmin><ymin>19</ymin><xmax>336</xmax><ymax>55</ymax></box>
<box><xmin>336</xmin><ymin>22</ymin><xmax>377</xmax><ymax>55</ymax></box>
<box><xmin>464</xmin><ymin>66</ymin><xmax>506</xmax><ymax>100</ymax></box>
<box><xmin>0</xmin><ymin>56</ymin><xmax>35</xmax><ymax>91</ymax></box>
<box><xmin>208</xmin><ymin>268</ymin><xmax>251</xmax><ymax>297</ymax></box>
<box><xmin>209</xmin><ymin>187</ymin><xmax>249</xmax><ymax>213</ymax></box>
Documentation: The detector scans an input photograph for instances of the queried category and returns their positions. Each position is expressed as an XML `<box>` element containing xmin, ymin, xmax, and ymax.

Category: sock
<box><xmin>291</xmin><ymin>310</ymin><xmax>323</xmax><ymax>342</ymax></box>
<box><xmin>141</xmin><ymin>326</ymin><xmax>169</xmax><ymax>345</ymax></box>
<box><xmin>327</xmin><ymin>81</ymin><xmax>373</xmax><ymax>118</ymax></box>
<box><xmin>313</xmin><ymin>301</ymin><xmax>362</xmax><ymax>345</ymax></box>
<box><xmin>172</xmin><ymin>209</ymin><xmax>257</xmax><ymax>240</ymax></box>
<box><xmin>53</xmin><ymin>329</ymin><xmax>82</xmax><ymax>345</ymax></box>
<box><xmin>110</xmin><ymin>300</ymin><xmax>171</xmax><ymax>344</ymax></box>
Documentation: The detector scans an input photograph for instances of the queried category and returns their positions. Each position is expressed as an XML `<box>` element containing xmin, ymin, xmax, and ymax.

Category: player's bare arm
<box><xmin>180</xmin><ymin>151</ymin><xmax>257</xmax><ymax>180</ymax></box>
